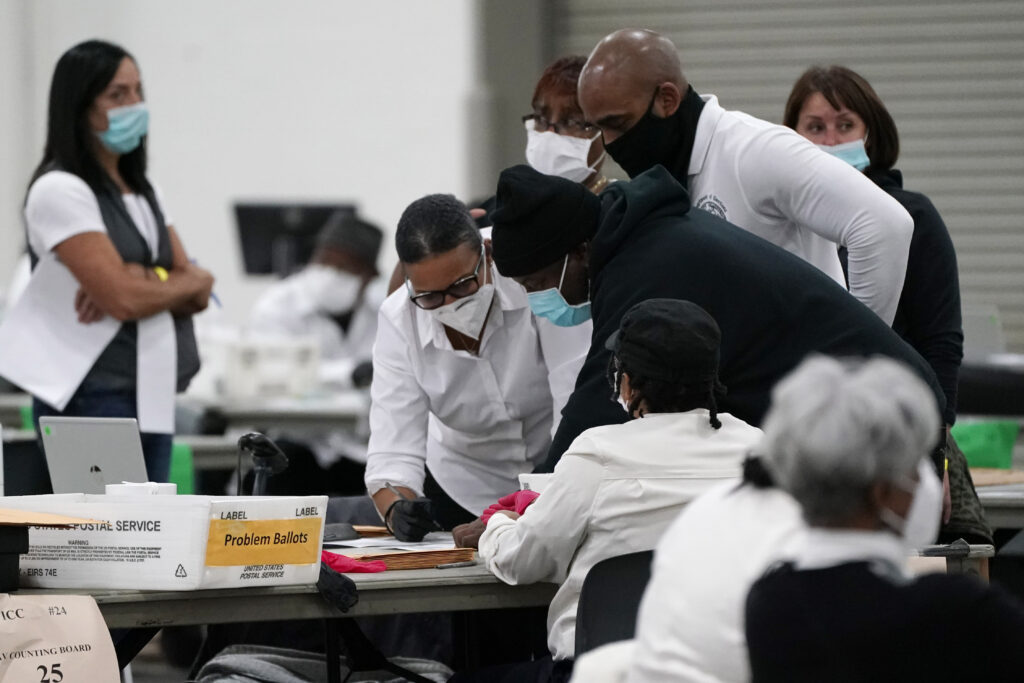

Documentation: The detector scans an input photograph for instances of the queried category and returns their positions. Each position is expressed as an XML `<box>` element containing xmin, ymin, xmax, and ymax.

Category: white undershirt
<box><xmin>25</xmin><ymin>170</ymin><xmax>171</xmax><ymax>259</ymax></box>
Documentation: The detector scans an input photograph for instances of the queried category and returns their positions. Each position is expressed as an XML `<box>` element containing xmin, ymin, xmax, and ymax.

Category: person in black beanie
<box><xmin>453</xmin><ymin>162</ymin><xmax>946</xmax><ymax>548</ymax></box>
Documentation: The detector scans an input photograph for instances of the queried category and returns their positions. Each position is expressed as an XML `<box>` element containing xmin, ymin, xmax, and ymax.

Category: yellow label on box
<box><xmin>205</xmin><ymin>517</ymin><xmax>322</xmax><ymax>566</ymax></box>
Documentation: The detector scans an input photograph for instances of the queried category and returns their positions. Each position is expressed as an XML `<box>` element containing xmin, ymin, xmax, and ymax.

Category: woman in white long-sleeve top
<box><xmin>363</xmin><ymin>194</ymin><xmax>590</xmax><ymax>540</ymax></box>
<box><xmin>452</xmin><ymin>299</ymin><xmax>763</xmax><ymax>683</ymax></box>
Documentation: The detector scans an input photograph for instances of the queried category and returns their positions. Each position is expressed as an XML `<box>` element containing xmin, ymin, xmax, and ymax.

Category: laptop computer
<box><xmin>39</xmin><ymin>416</ymin><xmax>149</xmax><ymax>494</ymax></box>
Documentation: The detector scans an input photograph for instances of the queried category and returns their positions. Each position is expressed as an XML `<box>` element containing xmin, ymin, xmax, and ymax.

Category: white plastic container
<box><xmin>1</xmin><ymin>494</ymin><xmax>327</xmax><ymax>590</ymax></box>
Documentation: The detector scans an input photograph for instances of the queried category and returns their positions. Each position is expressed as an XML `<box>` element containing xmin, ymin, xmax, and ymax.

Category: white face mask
<box><xmin>524</xmin><ymin>121</ymin><xmax>605</xmax><ymax>183</ymax></box>
<box><xmin>302</xmin><ymin>264</ymin><xmax>362</xmax><ymax>314</ymax></box>
<box><xmin>613</xmin><ymin>369</ymin><xmax>634</xmax><ymax>416</ymax></box>
<box><xmin>879</xmin><ymin>458</ymin><xmax>943</xmax><ymax>551</ymax></box>
<box><xmin>428</xmin><ymin>254</ymin><xmax>495</xmax><ymax>341</ymax></box>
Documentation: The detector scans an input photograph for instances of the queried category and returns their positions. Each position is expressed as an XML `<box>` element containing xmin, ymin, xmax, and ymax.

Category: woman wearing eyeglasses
<box><xmin>522</xmin><ymin>55</ymin><xmax>610</xmax><ymax>193</ymax></box>
<box><xmin>364</xmin><ymin>194</ymin><xmax>590</xmax><ymax>541</ymax></box>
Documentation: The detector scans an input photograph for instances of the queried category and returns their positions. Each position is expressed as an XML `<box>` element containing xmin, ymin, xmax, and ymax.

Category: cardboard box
<box><xmin>0</xmin><ymin>494</ymin><xmax>326</xmax><ymax>590</ymax></box>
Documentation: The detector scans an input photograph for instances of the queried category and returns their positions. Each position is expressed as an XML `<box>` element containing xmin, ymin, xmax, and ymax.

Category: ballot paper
<box><xmin>0</xmin><ymin>256</ymin><xmax>177</xmax><ymax>432</ymax></box>
<box><xmin>0</xmin><ymin>257</ymin><xmax>120</xmax><ymax>411</ymax></box>
<box><xmin>324</xmin><ymin>531</ymin><xmax>456</xmax><ymax>551</ymax></box>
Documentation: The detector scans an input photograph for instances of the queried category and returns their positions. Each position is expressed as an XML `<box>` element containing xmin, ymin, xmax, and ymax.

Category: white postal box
<box><xmin>0</xmin><ymin>494</ymin><xmax>327</xmax><ymax>590</ymax></box>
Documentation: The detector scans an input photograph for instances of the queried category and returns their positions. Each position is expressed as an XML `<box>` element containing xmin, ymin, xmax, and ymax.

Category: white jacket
<box><xmin>689</xmin><ymin>95</ymin><xmax>913</xmax><ymax>325</ymax></box>
<box><xmin>628</xmin><ymin>481</ymin><xmax>806</xmax><ymax>683</ymax></box>
<box><xmin>478</xmin><ymin>410</ymin><xmax>763</xmax><ymax>660</ymax></box>
<box><xmin>249</xmin><ymin>273</ymin><xmax>384</xmax><ymax>389</ymax></box>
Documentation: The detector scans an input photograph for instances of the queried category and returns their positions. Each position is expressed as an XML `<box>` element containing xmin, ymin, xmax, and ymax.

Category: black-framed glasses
<box><xmin>406</xmin><ymin>250</ymin><xmax>484</xmax><ymax>310</ymax></box>
<box><xmin>522</xmin><ymin>113</ymin><xmax>597</xmax><ymax>138</ymax></box>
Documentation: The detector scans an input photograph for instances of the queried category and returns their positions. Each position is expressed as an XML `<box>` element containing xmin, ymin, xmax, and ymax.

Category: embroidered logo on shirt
<box><xmin>696</xmin><ymin>194</ymin><xmax>727</xmax><ymax>219</ymax></box>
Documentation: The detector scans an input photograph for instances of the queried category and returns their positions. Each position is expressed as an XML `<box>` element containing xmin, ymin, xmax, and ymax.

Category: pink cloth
<box><xmin>480</xmin><ymin>490</ymin><xmax>541</xmax><ymax>524</ymax></box>
<box><xmin>321</xmin><ymin>550</ymin><xmax>387</xmax><ymax>573</ymax></box>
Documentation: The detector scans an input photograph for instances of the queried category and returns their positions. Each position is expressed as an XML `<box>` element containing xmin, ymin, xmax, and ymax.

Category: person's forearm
<box><xmin>370</xmin><ymin>484</ymin><xmax>417</xmax><ymax>520</ymax></box>
<box><xmin>107</xmin><ymin>265</ymin><xmax>210</xmax><ymax>321</ymax></box>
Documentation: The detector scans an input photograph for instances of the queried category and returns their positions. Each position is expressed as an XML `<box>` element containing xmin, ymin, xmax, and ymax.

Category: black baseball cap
<box><xmin>605</xmin><ymin>298</ymin><xmax>721</xmax><ymax>383</ymax></box>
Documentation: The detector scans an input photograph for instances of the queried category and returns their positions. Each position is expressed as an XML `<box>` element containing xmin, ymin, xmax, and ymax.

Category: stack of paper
<box><xmin>351</xmin><ymin>548</ymin><xmax>475</xmax><ymax>570</ymax></box>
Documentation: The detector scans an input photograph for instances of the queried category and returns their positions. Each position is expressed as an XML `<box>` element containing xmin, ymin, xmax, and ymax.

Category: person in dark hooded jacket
<box><xmin>489</xmin><ymin>164</ymin><xmax>946</xmax><ymax>475</ymax></box>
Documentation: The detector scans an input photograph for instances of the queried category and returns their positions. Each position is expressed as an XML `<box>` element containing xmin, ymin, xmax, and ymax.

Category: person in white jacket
<box><xmin>578</xmin><ymin>29</ymin><xmax>913</xmax><ymax>325</ymax></box>
<box><xmin>249</xmin><ymin>212</ymin><xmax>384</xmax><ymax>390</ymax></box>
<box><xmin>364</xmin><ymin>194</ymin><xmax>590</xmax><ymax>540</ymax></box>
<box><xmin>452</xmin><ymin>298</ymin><xmax>763</xmax><ymax>683</ymax></box>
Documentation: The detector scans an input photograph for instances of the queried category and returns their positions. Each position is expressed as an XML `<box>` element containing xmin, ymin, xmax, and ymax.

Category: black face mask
<box><xmin>603</xmin><ymin>85</ymin><xmax>705</xmax><ymax>182</ymax></box>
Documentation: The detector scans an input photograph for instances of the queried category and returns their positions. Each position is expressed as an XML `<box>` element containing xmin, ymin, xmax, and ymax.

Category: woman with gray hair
<box><xmin>745</xmin><ymin>355</ymin><xmax>1024</xmax><ymax>682</ymax></box>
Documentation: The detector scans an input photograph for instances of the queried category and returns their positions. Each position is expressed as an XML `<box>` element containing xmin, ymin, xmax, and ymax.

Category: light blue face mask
<box><xmin>97</xmin><ymin>102</ymin><xmax>149</xmax><ymax>154</ymax></box>
<box><xmin>527</xmin><ymin>255</ymin><xmax>592</xmax><ymax>327</ymax></box>
<box><xmin>817</xmin><ymin>138</ymin><xmax>870</xmax><ymax>171</ymax></box>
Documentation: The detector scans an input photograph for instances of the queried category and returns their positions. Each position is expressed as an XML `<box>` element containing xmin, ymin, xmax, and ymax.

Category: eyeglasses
<box><xmin>406</xmin><ymin>251</ymin><xmax>484</xmax><ymax>310</ymax></box>
<box><xmin>522</xmin><ymin>113</ymin><xmax>597</xmax><ymax>138</ymax></box>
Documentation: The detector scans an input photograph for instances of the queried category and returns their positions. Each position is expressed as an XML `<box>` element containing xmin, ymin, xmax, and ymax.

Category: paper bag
<box><xmin>0</xmin><ymin>593</ymin><xmax>118</xmax><ymax>682</ymax></box>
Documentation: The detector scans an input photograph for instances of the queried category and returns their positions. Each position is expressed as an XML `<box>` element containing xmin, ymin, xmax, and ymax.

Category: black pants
<box><xmin>423</xmin><ymin>467</ymin><xmax>477</xmax><ymax>529</ymax></box>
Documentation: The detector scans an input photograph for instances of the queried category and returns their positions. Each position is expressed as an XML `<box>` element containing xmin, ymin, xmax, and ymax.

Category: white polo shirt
<box><xmin>363</xmin><ymin>258</ymin><xmax>590</xmax><ymax>515</ymax></box>
<box><xmin>688</xmin><ymin>95</ymin><xmax>913</xmax><ymax>325</ymax></box>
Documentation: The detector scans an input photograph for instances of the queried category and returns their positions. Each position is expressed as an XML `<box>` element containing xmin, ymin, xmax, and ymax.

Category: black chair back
<box><xmin>574</xmin><ymin>549</ymin><xmax>654</xmax><ymax>657</ymax></box>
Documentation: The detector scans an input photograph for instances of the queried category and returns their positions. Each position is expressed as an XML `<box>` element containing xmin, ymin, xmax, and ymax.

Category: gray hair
<box><xmin>760</xmin><ymin>355</ymin><xmax>940</xmax><ymax>526</ymax></box>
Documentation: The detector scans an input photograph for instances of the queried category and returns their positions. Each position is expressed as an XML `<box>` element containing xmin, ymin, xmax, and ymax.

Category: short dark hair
<box><xmin>29</xmin><ymin>40</ymin><xmax>153</xmax><ymax>196</ymax></box>
<box><xmin>531</xmin><ymin>55</ymin><xmax>587</xmax><ymax>111</ymax></box>
<box><xmin>395</xmin><ymin>194</ymin><xmax>482</xmax><ymax>264</ymax></box>
<box><xmin>606</xmin><ymin>354</ymin><xmax>725</xmax><ymax>429</ymax></box>
<box><xmin>783</xmin><ymin>65</ymin><xmax>900</xmax><ymax>173</ymax></box>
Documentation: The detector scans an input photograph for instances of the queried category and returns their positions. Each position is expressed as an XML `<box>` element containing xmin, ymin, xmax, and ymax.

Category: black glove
<box><xmin>385</xmin><ymin>496</ymin><xmax>437</xmax><ymax>542</ymax></box>
<box><xmin>351</xmin><ymin>360</ymin><xmax>374</xmax><ymax>388</ymax></box>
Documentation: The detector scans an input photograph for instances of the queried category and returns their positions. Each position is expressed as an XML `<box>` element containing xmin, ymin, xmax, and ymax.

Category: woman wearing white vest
<box><xmin>0</xmin><ymin>40</ymin><xmax>214</xmax><ymax>484</ymax></box>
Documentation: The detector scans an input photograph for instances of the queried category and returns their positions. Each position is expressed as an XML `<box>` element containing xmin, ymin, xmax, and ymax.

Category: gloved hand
<box><xmin>386</xmin><ymin>496</ymin><xmax>437</xmax><ymax>542</ymax></box>
<box><xmin>480</xmin><ymin>490</ymin><xmax>540</xmax><ymax>524</ymax></box>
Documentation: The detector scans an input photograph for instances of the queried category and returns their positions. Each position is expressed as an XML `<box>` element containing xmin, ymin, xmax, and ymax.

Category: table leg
<box><xmin>324</xmin><ymin>619</ymin><xmax>342</xmax><ymax>683</ymax></box>
<box><xmin>113</xmin><ymin>627</ymin><xmax>160</xmax><ymax>670</ymax></box>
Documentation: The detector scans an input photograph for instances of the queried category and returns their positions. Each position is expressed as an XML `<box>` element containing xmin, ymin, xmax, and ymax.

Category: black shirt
<box><xmin>746</xmin><ymin>561</ymin><xmax>1024</xmax><ymax>682</ymax></box>
<box><xmin>868</xmin><ymin>169</ymin><xmax>963</xmax><ymax>425</ymax></box>
<box><xmin>539</xmin><ymin>166</ymin><xmax>946</xmax><ymax>471</ymax></box>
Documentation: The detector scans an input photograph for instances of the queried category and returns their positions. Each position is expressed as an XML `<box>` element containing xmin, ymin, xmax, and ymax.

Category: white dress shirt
<box><xmin>628</xmin><ymin>481</ymin><xmax>806</xmax><ymax>683</ymax></box>
<box><xmin>688</xmin><ymin>95</ymin><xmax>913</xmax><ymax>325</ymax></box>
<box><xmin>363</xmin><ymin>262</ymin><xmax>590</xmax><ymax>515</ymax></box>
<box><xmin>478</xmin><ymin>410</ymin><xmax>763</xmax><ymax>660</ymax></box>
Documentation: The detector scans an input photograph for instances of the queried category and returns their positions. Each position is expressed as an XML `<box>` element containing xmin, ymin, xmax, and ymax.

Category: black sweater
<box><xmin>746</xmin><ymin>561</ymin><xmax>1024</xmax><ymax>682</ymax></box>
<box><xmin>869</xmin><ymin>169</ymin><xmax>963</xmax><ymax>425</ymax></box>
<box><xmin>539</xmin><ymin>166</ymin><xmax>945</xmax><ymax>471</ymax></box>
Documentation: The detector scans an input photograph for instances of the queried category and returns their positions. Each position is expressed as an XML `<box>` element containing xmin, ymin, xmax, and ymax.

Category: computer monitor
<box><xmin>234</xmin><ymin>202</ymin><xmax>357</xmax><ymax>277</ymax></box>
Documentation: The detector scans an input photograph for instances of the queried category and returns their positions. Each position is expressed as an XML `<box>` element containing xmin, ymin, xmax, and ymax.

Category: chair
<box><xmin>574</xmin><ymin>550</ymin><xmax>654</xmax><ymax>657</ymax></box>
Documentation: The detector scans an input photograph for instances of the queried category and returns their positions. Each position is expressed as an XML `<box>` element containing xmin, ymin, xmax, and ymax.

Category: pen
<box><xmin>436</xmin><ymin>560</ymin><xmax>476</xmax><ymax>569</ymax></box>
<box><xmin>189</xmin><ymin>258</ymin><xmax>222</xmax><ymax>308</ymax></box>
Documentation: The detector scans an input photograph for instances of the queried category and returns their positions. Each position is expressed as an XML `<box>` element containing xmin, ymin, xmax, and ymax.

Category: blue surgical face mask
<box><xmin>527</xmin><ymin>255</ymin><xmax>591</xmax><ymax>327</ymax></box>
<box><xmin>817</xmin><ymin>138</ymin><xmax>870</xmax><ymax>171</ymax></box>
<box><xmin>97</xmin><ymin>102</ymin><xmax>149</xmax><ymax>154</ymax></box>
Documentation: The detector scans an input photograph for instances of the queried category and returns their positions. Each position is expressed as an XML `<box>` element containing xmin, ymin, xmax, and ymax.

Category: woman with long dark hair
<box><xmin>0</xmin><ymin>40</ymin><xmax>214</xmax><ymax>485</ymax></box>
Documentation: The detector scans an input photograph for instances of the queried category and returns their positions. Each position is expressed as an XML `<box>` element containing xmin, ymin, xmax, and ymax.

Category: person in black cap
<box><xmin>450</xmin><ymin>298</ymin><xmax>764</xmax><ymax>683</ymax></box>
<box><xmin>447</xmin><ymin>163</ymin><xmax>949</xmax><ymax>552</ymax></box>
